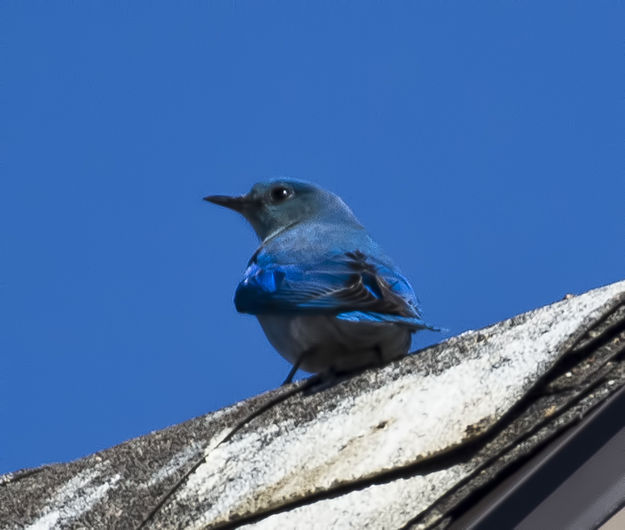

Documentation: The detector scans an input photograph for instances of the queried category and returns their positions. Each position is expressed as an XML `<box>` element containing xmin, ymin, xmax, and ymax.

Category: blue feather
<box><xmin>335</xmin><ymin>311</ymin><xmax>438</xmax><ymax>331</ymax></box>
<box><xmin>234</xmin><ymin>250</ymin><xmax>425</xmax><ymax>329</ymax></box>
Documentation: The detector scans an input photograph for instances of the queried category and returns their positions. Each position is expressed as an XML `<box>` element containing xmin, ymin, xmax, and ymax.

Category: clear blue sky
<box><xmin>2</xmin><ymin>2</ymin><xmax>623</xmax><ymax>474</ymax></box>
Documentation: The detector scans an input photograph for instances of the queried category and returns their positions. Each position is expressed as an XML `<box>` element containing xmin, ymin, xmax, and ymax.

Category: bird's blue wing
<box><xmin>234</xmin><ymin>250</ymin><xmax>435</xmax><ymax>330</ymax></box>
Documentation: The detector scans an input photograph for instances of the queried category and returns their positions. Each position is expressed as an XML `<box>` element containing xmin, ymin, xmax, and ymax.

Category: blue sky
<box><xmin>1</xmin><ymin>2</ymin><xmax>623</xmax><ymax>474</ymax></box>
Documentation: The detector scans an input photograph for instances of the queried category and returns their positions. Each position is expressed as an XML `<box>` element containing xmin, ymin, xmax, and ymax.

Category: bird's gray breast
<box><xmin>256</xmin><ymin>314</ymin><xmax>411</xmax><ymax>374</ymax></box>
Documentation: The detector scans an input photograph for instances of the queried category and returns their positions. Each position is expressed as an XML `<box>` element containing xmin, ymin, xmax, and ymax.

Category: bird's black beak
<box><xmin>203</xmin><ymin>194</ymin><xmax>250</xmax><ymax>213</ymax></box>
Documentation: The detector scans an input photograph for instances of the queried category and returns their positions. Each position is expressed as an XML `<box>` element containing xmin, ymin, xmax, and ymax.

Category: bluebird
<box><xmin>204</xmin><ymin>179</ymin><xmax>436</xmax><ymax>384</ymax></box>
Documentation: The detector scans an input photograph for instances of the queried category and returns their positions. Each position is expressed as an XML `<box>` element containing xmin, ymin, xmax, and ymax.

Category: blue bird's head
<box><xmin>204</xmin><ymin>179</ymin><xmax>362</xmax><ymax>241</ymax></box>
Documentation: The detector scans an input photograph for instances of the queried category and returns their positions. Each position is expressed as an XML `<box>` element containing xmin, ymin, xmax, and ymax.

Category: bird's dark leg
<box><xmin>282</xmin><ymin>360</ymin><xmax>301</xmax><ymax>386</ymax></box>
<box><xmin>282</xmin><ymin>348</ymin><xmax>315</xmax><ymax>386</ymax></box>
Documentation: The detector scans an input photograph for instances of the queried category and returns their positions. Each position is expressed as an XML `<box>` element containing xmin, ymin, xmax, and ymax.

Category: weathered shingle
<box><xmin>2</xmin><ymin>279</ymin><xmax>624</xmax><ymax>529</ymax></box>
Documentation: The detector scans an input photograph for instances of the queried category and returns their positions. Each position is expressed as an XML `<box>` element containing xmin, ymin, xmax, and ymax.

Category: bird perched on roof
<box><xmin>204</xmin><ymin>179</ymin><xmax>437</xmax><ymax>384</ymax></box>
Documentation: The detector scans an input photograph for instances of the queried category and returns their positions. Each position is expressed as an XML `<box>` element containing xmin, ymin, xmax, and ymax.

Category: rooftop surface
<box><xmin>2</xmin><ymin>279</ymin><xmax>624</xmax><ymax>529</ymax></box>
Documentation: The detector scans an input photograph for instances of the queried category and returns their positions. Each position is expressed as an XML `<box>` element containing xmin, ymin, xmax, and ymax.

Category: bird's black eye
<box><xmin>270</xmin><ymin>185</ymin><xmax>293</xmax><ymax>203</ymax></box>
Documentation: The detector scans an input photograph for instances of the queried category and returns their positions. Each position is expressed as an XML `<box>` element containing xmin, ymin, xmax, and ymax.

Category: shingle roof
<box><xmin>2</xmin><ymin>279</ymin><xmax>624</xmax><ymax>529</ymax></box>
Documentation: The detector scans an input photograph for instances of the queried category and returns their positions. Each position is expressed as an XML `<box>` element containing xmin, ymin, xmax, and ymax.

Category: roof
<box><xmin>2</xmin><ymin>279</ymin><xmax>624</xmax><ymax>529</ymax></box>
